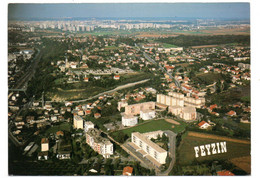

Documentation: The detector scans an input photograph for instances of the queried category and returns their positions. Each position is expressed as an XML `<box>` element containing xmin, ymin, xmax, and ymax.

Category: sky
<box><xmin>8</xmin><ymin>3</ymin><xmax>250</xmax><ymax>20</ymax></box>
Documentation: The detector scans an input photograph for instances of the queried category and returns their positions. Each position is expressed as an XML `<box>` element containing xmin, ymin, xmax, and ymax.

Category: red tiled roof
<box><xmin>217</xmin><ymin>170</ymin><xmax>235</xmax><ymax>176</ymax></box>
<box><xmin>56</xmin><ymin>131</ymin><xmax>64</xmax><ymax>136</ymax></box>
<box><xmin>41</xmin><ymin>138</ymin><xmax>49</xmax><ymax>144</ymax></box>
<box><xmin>227</xmin><ymin>110</ymin><xmax>236</xmax><ymax>116</ymax></box>
<box><xmin>209</xmin><ymin>104</ymin><xmax>218</xmax><ymax>110</ymax></box>
<box><xmin>123</xmin><ymin>166</ymin><xmax>133</xmax><ymax>176</ymax></box>
<box><xmin>198</xmin><ymin>121</ymin><xmax>208</xmax><ymax>127</ymax></box>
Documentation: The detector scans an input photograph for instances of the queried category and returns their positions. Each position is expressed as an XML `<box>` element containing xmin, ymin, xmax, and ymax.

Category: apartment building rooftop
<box><xmin>86</xmin><ymin>128</ymin><xmax>111</xmax><ymax>145</ymax></box>
<box><xmin>132</xmin><ymin>132</ymin><xmax>166</xmax><ymax>153</ymax></box>
<box><xmin>183</xmin><ymin>106</ymin><xmax>196</xmax><ymax>113</ymax></box>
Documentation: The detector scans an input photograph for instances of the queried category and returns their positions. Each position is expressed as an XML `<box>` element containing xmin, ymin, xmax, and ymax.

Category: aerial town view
<box><xmin>8</xmin><ymin>3</ymin><xmax>251</xmax><ymax>176</ymax></box>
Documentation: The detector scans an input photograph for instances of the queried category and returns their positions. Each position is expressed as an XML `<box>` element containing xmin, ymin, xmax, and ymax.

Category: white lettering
<box><xmin>211</xmin><ymin>143</ymin><xmax>217</xmax><ymax>154</ymax></box>
<box><xmin>205</xmin><ymin>144</ymin><xmax>211</xmax><ymax>155</ymax></box>
<box><xmin>216</xmin><ymin>142</ymin><xmax>221</xmax><ymax>153</ymax></box>
<box><xmin>200</xmin><ymin>145</ymin><xmax>206</xmax><ymax>156</ymax></box>
<box><xmin>194</xmin><ymin>146</ymin><xmax>200</xmax><ymax>158</ymax></box>
<box><xmin>194</xmin><ymin>142</ymin><xmax>227</xmax><ymax>158</ymax></box>
<box><xmin>220</xmin><ymin>142</ymin><xmax>227</xmax><ymax>153</ymax></box>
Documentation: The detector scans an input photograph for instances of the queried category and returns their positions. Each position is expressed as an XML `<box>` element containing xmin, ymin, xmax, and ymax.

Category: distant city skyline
<box><xmin>8</xmin><ymin>3</ymin><xmax>250</xmax><ymax>20</ymax></box>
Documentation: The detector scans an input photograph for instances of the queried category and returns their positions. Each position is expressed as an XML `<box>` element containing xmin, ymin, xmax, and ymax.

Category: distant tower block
<box><xmin>65</xmin><ymin>56</ymin><xmax>69</xmax><ymax>68</ymax></box>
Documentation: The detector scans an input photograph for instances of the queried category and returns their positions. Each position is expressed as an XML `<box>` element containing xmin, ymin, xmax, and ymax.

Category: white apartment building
<box><xmin>84</xmin><ymin>121</ymin><xmax>94</xmax><ymax>132</ymax></box>
<box><xmin>131</xmin><ymin>131</ymin><xmax>167</xmax><ymax>165</ymax></box>
<box><xmin>157</xmin><ymin>93</ymin><xmax>184</xmax><ymax>107</ymax></box>
<box><xmin>140</xmin><ymin>109</ymin><xmax>156</xmax><ymax>120</ymax></box>
<box><xmin>86</xmin><ymin>128</ymin><xmax>113</xmax><ymax>158</ymax></box>
<box><xmin>168</xmin><ymin>106</ymin><xmax>197</xmax><ymax>121</ymax></box>
<box><xmin>122</xmin><ymin>114</ymin><xmax>138</xmax><ymax>127</ymax></box>
<box><xmin>73</xmin><ymin>115</ymin><xmax>84</xmax><ymax>129</ymax></box>
<box><xmin>157</xmin><ymin>92</ymin><xmax>205</xmax><ymax>108</ymax></box>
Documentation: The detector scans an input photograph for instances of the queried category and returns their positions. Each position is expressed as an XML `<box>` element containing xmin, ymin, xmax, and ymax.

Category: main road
<box><xmin>135</xmin><ymin>43</ymin><xmax>181</xmax><ymax>89</ymax></box>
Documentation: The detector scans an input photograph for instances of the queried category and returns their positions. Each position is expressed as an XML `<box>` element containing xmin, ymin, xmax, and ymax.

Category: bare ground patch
<box><xmin>165</xmin><ymin>119</ymin><xmax>180</xmax><ymax>125</ymax></box>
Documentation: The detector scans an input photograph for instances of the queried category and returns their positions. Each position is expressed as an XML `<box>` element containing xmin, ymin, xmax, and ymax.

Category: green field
<box><xmin>193</xmin><ymin>73</ymin><xmax>225</xmax><ymax>85</ymax></box>
<box><xmin>209</xmin><ymin>84</ymin><xmax>250</xmax><ymax>106</ymax></box>
<box><xmin>104</xmin><ymin>45</ymin><xmax>120</xmax><ymax>50</ymax></box>
<box><xmin>113</xmin><ymin>119</ymin><xmax>187</xmax><ymax>137</ymax></box>
<box><xmin>48</xmin><ymin>72</ymin><xmax>152</xmax><ymax>101</ymax></box>
<box><xmin>162</xmin><ymin>43</ymin><xmax>179</xmax><ymax>48</ymax></box>
<box><xmin>46</xmin><ymin>85</ymin><xmax>107</xmax><ymax>101</ymax></box>
<box><xmin>75</xmin><ymin>30</ymin><xmax>133</xmax><ymax>36</ymax></box>
<box><xmin>45</xmin><ymin>122</ymin><xmax>71</xmax><ymax>134</ymax></box>
<box><xmin>177</xmin><ymin>133</ymin><xmax>251</xmax><ymax>166</ymax></box>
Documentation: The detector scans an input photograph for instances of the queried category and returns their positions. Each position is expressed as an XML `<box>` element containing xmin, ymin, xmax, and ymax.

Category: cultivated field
<box><xmin>230</xmin><ymin>156</ymin><xmax>251</xmax><ymax>174</ymax></box>
<box><xmin>177</xmin><ymin>132</ymin><xmax>250</xmax><ymax>166</ymax></box>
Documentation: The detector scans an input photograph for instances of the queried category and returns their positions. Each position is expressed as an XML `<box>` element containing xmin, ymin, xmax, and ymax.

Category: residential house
<box><xmin>198</xmin><ymin>121</ymin><xmax>211</xmax><ymax>129</ymax></box>
<box><xmin>123</xmin><ymin>166</ymin><xmax>133</xmax><ymax>176</ymax></box>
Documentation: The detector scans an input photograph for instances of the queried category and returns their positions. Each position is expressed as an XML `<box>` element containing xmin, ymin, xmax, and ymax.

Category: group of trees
<box><xmin>150</xmin><ymin>133</ymin><xmax>169</xmax><ymax>151</ymax></box>
<box><xmin>156</xmin><ymin>35</ymin><xmax>250</xmax><ymax>47</ymax></box>
<box><xmin>111</xmin><ymin>130</ymin><xmax>129</xmax><ymax>144</ymax></box>
<box><xmin>115</xmin><ymin>37</ymin><xmax>147</xmax><ymax>46</ymax></box>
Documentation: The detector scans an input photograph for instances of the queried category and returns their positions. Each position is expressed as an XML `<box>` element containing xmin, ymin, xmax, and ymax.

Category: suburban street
<box><xmin>157</xmin><ymin>130</ymin><xmax>177</xmax><ymax>176</ymax></box>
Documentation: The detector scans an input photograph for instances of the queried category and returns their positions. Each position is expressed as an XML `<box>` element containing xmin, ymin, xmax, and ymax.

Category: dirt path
<box><xmin>188</xmin><ymin>131</ymin><xmax>250</xmax><ymax>144</ymax></box>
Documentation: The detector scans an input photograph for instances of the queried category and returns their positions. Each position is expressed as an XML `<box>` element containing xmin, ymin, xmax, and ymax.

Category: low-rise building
<box><xmin>73</xmin><ymin>115</ymin><xmax>84</xmax><ymax>129</ymax></box>
<box><xmin>41</xmin><ymin>138</ymin><xmax>49</xmax><ymax>152</ymax></box>
<box><xmin>114</xmin><ymin>75</ymin><xmax>120</xmax><ymax>80</ymax></box>
<box><xmin>94</xmin><ymin>113</ymin><xmax>101</xmax><ymax>119</ymax></box>
<box><xmin>198</xmin><ymin>121</ymin><xmax>211</xmax><ymax>129</ymax></box>
<box><xmin>123</xmin><ymin>166</ymin><xmax>133</xmax><ymax>176</ymax></box>
<box><xmin>122</xmin><ymin>114</ymin><xmax>138</xmax><ymax>127</ymax></box>
<box><xmin>140</xmin><ymin>109</ymin><xmax>156</xmax><ymax>120</ymax></box>
<box><xmin>227</xmin><ymin>110</ymin><xmax>237</xmax><ymax>117</ymax></box>
<box><xmin>125</xmin><ymin>102</ymin><xmax>155</xmax><ymax>116</ymax></box>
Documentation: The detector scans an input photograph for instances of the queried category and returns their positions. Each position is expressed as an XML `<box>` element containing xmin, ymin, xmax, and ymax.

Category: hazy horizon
<box><xmin>8</xmin><ymin>3</ymin><xmax>250</xmax><ymax>21</ymax></box>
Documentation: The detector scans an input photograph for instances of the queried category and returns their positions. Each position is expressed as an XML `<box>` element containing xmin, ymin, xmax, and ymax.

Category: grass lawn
<box><xmin>177</xmin><ymin>133</ymin><xmax>250</xmax><ymax>166</ymax></box>
<box><xmin>114</xmin><ymin>119</ymin><xmax>187</xmax><ymax>137</ymax></box>
<box><xmin>45</xmin><ymin>122</ymin><xmax>71</xmax><ymax>134</ymax></box>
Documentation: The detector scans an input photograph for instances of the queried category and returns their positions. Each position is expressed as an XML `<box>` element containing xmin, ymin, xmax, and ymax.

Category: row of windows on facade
<box><xmin>133</xmin><ymin>136</ymin><xmax>158</xmax><ymax>159</ymax></box>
